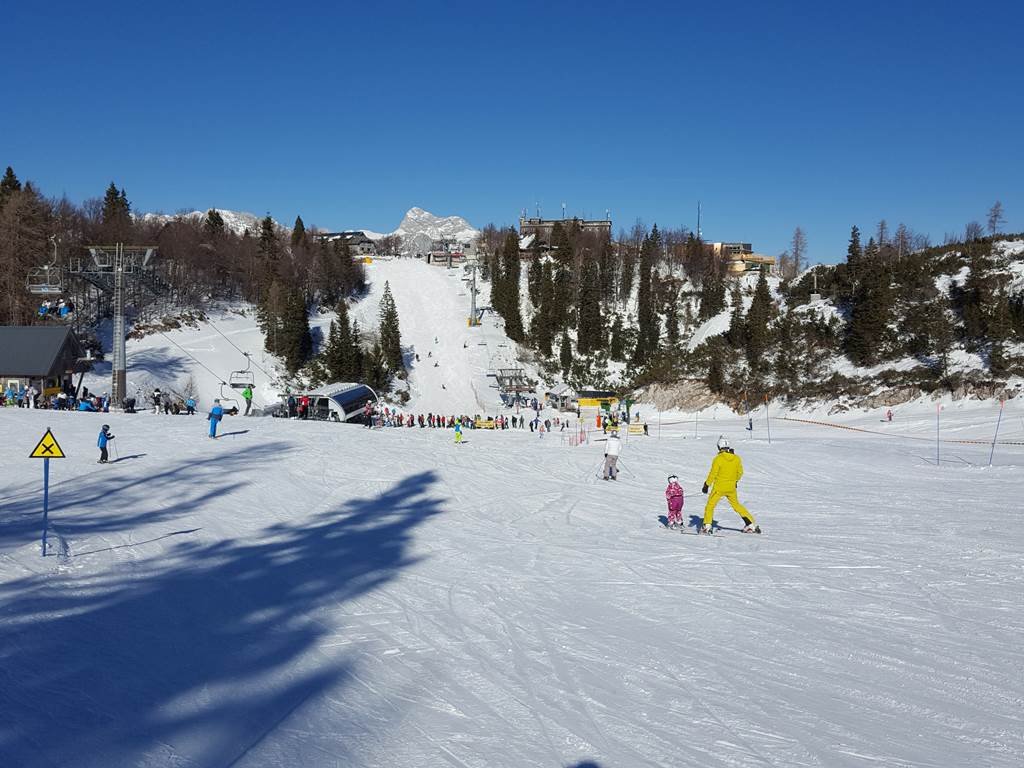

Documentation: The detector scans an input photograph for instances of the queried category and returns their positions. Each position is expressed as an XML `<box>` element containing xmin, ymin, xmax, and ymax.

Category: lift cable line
<box><xmin>204</xmin><ymin>317</ymin><xmax>276</xmax><ymax>380</ymax></box>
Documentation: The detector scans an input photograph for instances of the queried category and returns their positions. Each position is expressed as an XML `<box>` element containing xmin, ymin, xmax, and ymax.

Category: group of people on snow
<box><xmin>600</xmin><ymin>430</ymin><xmax>761</xmax><ymax>536</ymax></box>
<box><xmin>657</xmin><ymin>435</ymin><xmax>760</xmax><ymax>535</ymax></box>
<box><xmin>2</xmin><ymin>383</ymin><xmax>110</xmax><ymax>412</ymax></box>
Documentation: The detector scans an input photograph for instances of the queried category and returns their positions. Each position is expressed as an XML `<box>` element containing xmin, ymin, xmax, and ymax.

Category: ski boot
<box><xmin>742</xmin><ymin>524</ymin><xmax>762</xmax><ymax>534</ymax></box>
<box><xmin>700</xmin><ymin>524</ymin><xmax>714</xmax><ymax>535</ymax></box>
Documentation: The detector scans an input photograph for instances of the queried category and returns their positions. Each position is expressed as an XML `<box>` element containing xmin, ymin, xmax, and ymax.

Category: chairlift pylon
<box><xmin>228</xmin><ymin>353</ymin><xmax>255</xmax><ymax>389</ymax></box>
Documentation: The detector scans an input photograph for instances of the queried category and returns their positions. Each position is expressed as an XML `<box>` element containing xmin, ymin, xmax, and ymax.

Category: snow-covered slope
<box><xmin>351</xmin><ymin>258</ymin><xmax>529</xmax><ymax>413</ymax></box>
<box><xmin>2</xmin><ymin>401</ymin><xmax>1022</xmax><ymax>766</ymax></box>
<box><xmin>79</xmin><ymin>307</ymin><xmax>314</xmax><ymax>411</ymax></box>
<box><xmin>78</xmin><ymin>259</ymin><xmax>531</xmax><ymax>416</ymax></box>
<box><xmin>392</xmin><ymin>206</ymin><xmax>479</xmax><ymax>255</ymax></box>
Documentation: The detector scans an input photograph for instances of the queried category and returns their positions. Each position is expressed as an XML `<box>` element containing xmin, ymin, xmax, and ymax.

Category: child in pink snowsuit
<box><xmin>665</xmin><ymin>475</ymin><xmax>685</xmax><ymax>528</ymax></box>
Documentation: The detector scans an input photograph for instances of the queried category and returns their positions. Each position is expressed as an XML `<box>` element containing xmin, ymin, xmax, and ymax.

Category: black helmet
<box><xmin>102</xmin><ymin>424</ymin><xmax>109</xmax><ymax>430</ymax></box>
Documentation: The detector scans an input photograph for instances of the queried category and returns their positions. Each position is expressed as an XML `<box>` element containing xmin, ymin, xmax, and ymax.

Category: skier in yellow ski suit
<box><xmin>701</xmin><ymin>436</ymin><xmax>759</xmax><ymax>534</ymax></box>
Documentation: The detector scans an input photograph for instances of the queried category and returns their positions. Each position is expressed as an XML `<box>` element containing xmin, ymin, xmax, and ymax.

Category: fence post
<box><xmin>989</xmin><ymin>400</ymin><xmax>1005</xmax><ymax>467</ymax></box>
<box><xmin>764</xmin><ymin>394</ymin><xmax>772</xmax><ymax>445</ymax></box>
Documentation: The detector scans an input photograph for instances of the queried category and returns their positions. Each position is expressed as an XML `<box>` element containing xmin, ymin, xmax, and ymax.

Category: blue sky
<box><xmin>4</xmin><ymin>1</ymin><xmax>1022</xmax><ymax>262</ymax></box>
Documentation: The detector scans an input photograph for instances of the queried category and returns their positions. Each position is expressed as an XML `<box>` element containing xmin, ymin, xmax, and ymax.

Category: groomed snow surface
<box><xmin>2</xmin><ymin>402</ymin><xmax>1023</xmax><ymax>767</ymax></box>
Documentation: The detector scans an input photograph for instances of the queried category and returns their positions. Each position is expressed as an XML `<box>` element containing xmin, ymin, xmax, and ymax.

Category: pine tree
<box><xmin>531</xmin><ymin>260</ymin><xmax>555</xmax><ymax>356</ymax></box>
<box><xmin>864</xmin><ymin>237</ymin><xmax>879</xmax><ymax>261</ymax></box>
<box><xmin>576</xmin><ymin>256</ymin><xmax>602</xmax><ymax>354</ymax></box>
<box><xmin>707</xmin><ymin>345</ymin><xmax>725</xmax><ymax>394</ymax></box>
<box><xmin>322</xmin><ymin>319</ymin><xmax>346</xmax><ymax>381</ymax></box>
<box><xmin>378</xmin><ymin>281</ymin><xmax>404</xmax><ymax>376</ymax></box>
<box><xmin>632</xmin><ymin>225</ymin><xmax>662</xmax><ymax>365</ymax></box>
<box><xmin>598</xmin><ymin>234</ymin><xmax>616</xmax><ymax>304</ymax></box>
<box><xmin>726</xmin><ymin>291</ymin><xmax>746</xmax><ymax>350</ymax></box>
<box><xmin>528</xmin><ymin>253</ymin><xmax>543</xmax><ymax>307</ymax></box>
<box><xmin>609</xmin><ymin>314</ymin><xmax>625</xmax><ymax>361</ymax></box>
<box><xmin>773</xmin><ymin>311</ymin><xmax>799</xmax><ymax>392</ymax></box>
<box><xmin>745</xmin><ymin>270</ymin><xmax>775</xmax><ymax>367</ymax></box>
<box><xmin>499</xmin><ymin>230</ymin><xmax>525</xmax><ymax>341</ymax></box>
<box><xmin>559</xmin><ymin>328</ymin><xmax>573</xmax><ymax>376</ymax></box>
<box><xmin>960</xmin><ymin>246</ymin><xmax>995</xmax><ymax>349</ymax></box>
<box><xmin>698</xmin><ymin>274</ymin><xmax>726</xmax><ymax>319</ymax></box>
<box><xmin>204</xmin><ymin>209</ymin><xmax>225</xmax><ymax>239</ymax></box>
<box><xmin>664</xmin><ymin>291</ymin><xmax>680</xmax><ymax>348</ymax></box>
<box><xmin>322</xmin><ymin>300</ymin><xmax>363</xmax><ymax>382</ymax></box>
<box><xmin>988</xmin><ymin>290</ymin><xmax>1014</xmax><ymax>375</ymax></box>
<box><xmin>100</xmin><ymin>182</ymin><xmax>132</xmax><ymax>241</ymax></box>
<box><xmin>846</xmin><ymin>225</ymin><xmax>863</xmax><ymax>282</ymax></box>
<box><xmin>0</xmin><ymin>166</ymin><xmax>21</xmax><ymax>211</ymax></box>
<box><xmin>258</xmin><ymin>215</ymin><xmax>280</xmax><ymax>260</ymax></box>
<box><xmin>349</xmin><ymin>319</ymin><xmax>365</xmax><ymax>380</ymax></box>
<box><xmin>291</xmin><ymin>215</ymin><xmax>307</xmax><ymax>251</ymax></box>
<box><xmin>279</xmin><ymin>287</ymin><xmax>313</xmax><ymax>374</ymax></box>
<box><xmin>845</xmin><ymin>262</ymin><xmax>892</xmax><ymax>366</ymax></box>
<box><xmin>363</xmin><ymin>341</ymin><xmax>389</xmax><ymax>392</ymax></box>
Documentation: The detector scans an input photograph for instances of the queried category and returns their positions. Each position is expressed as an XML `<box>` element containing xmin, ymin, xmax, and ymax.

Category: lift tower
<box><xmin>70</xmin><ymin>244</ymin><xmax>158</xmax><ymax>406</ymax></box>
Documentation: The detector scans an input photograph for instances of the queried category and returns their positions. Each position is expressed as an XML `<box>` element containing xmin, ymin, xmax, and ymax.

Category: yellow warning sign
<box><xmin>30</xmin><ymin>429</ymin><xmax>65</xmax><ymax>459</ymax></box>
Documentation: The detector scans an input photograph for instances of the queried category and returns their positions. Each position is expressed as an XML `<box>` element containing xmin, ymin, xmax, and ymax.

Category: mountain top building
<box><xmin>518</xmin><ymin>216</ymin><xmax>612</xmax><ymax>251</ymax></box>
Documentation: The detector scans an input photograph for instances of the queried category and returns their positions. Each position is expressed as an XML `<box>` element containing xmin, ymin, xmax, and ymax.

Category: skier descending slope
<box><xmin>700</xmin><ymin>436</ymin><xmax>760</xmax><ymax>534</ymax></box>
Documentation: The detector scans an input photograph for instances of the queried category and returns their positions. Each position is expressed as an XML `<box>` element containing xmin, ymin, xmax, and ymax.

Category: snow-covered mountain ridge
<box><xmin>136</xmin><ymin>206</ymin><xmax>479</xmax><ymax>253</ymax></box>
<box><xmin>391</xmin><ymin>207</ymin><xmax>479</xmax><ymax>254</ymax></box>
<box><xmin>137</xmin><ymin>209</ymin><xmax>280</xmax><ymax>237</ymax></box>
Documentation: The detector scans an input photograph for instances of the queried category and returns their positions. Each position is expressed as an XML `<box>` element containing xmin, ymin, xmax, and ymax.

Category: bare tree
<box><xmin>376</xmin><ymin>233</ymin><xmax>403</xmax><ymax>257</ymax></box>
<box><xmin>876</xmin><ymin>219</ymin><xmax>889</xmax><ymax>248</ymax></box>
<box><xmin>965</xmin><ymin>220</ymin><xmax>984</xmax><ymax>242</ymax></box>
<box><xmin>894</xmin><ymin>223</ymin><xmax>911</xmax><ymax>259</ymax></box>
<box><xmin>987</xmin><ymin>200</ymin><xmax>1006</xmax><ymax>236</ymax></box>
<box><xmin>790</xmin><ymin>227</ymin><xmax>807</xmax><ymax>277</ymax></box>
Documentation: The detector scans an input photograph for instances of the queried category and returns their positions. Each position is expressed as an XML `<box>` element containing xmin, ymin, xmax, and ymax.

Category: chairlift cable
<box><xmin>204</xmin><ymin>317</ymin><xmax>275</xmax><ymax>378</ymax></box>
<box><xmin>157</xmin><ymin>331</ymin><xmax>229</xmax><ymax>384</ymax></box>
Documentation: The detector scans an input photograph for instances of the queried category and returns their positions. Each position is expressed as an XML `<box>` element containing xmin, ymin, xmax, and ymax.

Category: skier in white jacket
<box><xmin>603</xmin><ymin>433</ymin><xmax>622</xmax><ymax>480</ymax></box>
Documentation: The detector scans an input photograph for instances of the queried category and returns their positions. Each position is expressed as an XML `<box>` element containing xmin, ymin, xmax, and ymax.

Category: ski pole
<box><xmin>112</xmin><ymin>440</ymin><xmax>119</xmax><ymax>461</ymax></box>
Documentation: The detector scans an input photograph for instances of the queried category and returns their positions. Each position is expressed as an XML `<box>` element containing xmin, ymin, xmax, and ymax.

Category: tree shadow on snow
<box><xmin>0</xmin><ymin>443</ymin><xmax>284</xmax><ymax>555</ymax></box>
<box><xmin>0</xmin><ymin>470</ymin><xmax>445</xmax><ymax>767</ymax></box>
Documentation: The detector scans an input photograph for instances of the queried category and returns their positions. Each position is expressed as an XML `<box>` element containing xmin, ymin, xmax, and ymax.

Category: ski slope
<box><xmin>351</xmin><ymin>257</ymin><xmax>528</xmax><ymax>414</ymax></box>
<box><xmin>2</xmin><ymin>401</ymin><xmax>1023</xmax><ymax>767</ymax></box>
<box><xmin>80</xmin><ymin>258</ymin><xmax>530</xmax><ymax>417</ymax></box>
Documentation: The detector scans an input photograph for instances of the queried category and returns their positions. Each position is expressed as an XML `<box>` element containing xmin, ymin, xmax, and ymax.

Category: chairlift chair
<box><xmin>217</xmin><ymin>382</ymin><xmax>240</xmax><ymax>414</ymax></box>
<box><xmin>229</xmin><ymin>353</ymin><xmax>255</xmax><ymax>389</ymax></box>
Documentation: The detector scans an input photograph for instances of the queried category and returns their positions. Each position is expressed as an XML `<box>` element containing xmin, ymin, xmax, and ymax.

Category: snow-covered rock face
<box><xmin>137</xmin><ymin>210</ymin><xmax>281</xmax><ymax>237</ymax></box>
<box><xmin>392</xmin><ymin>207</ymin><xmax>479</xmax><ymax>255</ymax></box>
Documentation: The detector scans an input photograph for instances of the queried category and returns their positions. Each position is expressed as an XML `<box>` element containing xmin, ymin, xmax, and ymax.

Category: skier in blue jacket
<box><xmin>97</xmin><ymin>425</ymin><xmax>115</xmax><ymax>463</ymax></box>
<box><xmin>208</xmin><ymin>399</ymin><xmax>224</xmax><ymax>438</ymax></box>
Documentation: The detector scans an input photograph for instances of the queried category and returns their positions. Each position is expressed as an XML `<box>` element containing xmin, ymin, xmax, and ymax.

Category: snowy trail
<box><xmin>352</xmin><ymin>258</ymin><xmax>527</xmax><ymax>415</ymax></box>
<box><xmin>1</xmin><ymin>406</ymin><xmax>1023</xmax><ymax>767</ymax></box>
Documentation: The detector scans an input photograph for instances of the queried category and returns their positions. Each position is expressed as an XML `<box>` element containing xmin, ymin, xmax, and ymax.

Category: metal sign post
<box><xmin>30</xmin><ymin>428</ymin><xmax>66</xmax><ymax>556</ymax></box>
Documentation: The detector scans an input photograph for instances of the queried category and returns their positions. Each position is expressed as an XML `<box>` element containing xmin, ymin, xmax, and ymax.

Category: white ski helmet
<box><xmin>716</xmin><ymin>435</ymin><xmax>730</xmax><ymax>451</ymax></box>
